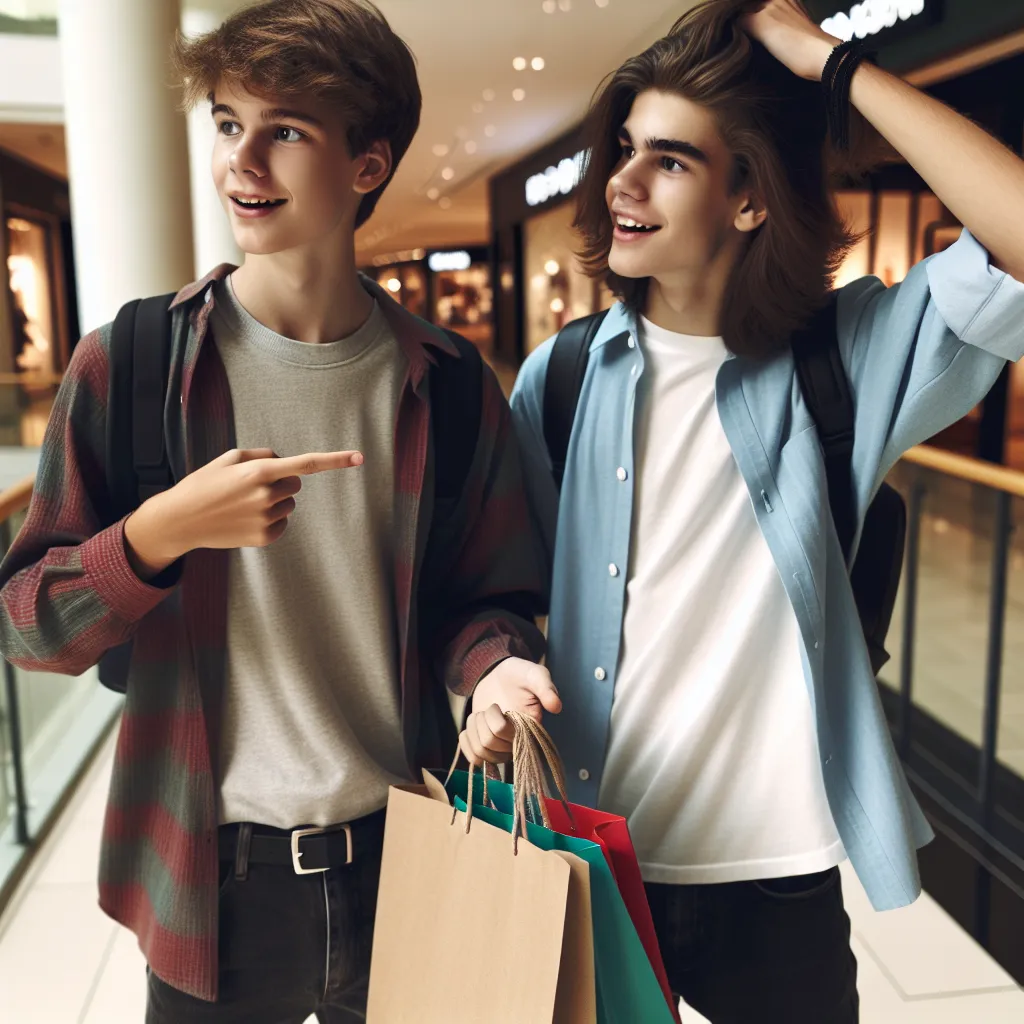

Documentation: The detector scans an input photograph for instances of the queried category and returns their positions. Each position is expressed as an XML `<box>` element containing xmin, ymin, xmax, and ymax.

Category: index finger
<box><xmin>261</xmin><ymin>451</ymin><xmax>364</xmax><ymax>480</ymax></box>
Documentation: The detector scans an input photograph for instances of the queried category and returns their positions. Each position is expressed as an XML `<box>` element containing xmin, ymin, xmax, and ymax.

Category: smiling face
<box><xmin>605</xmin><ymin>89</ymin><xmax>764</xmax><ymax>288</ymax></box>
<box><xmin>210</xmin><ymin>82</ymin><xmax>391</xmax><ymax>257</ymax></box>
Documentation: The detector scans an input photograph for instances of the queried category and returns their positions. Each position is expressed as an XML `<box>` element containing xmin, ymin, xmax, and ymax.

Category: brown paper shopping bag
<box><xmin>366</xmin><ymin>767</ymin><xmax>596</xmax><ymax>1023</ymax></box>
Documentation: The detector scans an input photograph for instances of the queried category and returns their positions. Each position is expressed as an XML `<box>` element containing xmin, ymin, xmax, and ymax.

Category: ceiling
<box><xmin>0</xmin><ymin>0</ymin><xmax>694</xmax><ymax>258</ymax></box>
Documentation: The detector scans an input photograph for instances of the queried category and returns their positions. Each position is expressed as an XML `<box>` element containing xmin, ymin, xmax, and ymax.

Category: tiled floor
<box><xmin>1</xmin><ymin>732</ymin><xmax>1021</xmax><ymax>1023</ymax></box>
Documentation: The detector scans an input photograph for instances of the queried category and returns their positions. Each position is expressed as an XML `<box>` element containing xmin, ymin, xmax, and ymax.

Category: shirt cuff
<box><xmin>80</xmin><ymin>517</ymin><xmax>181</xmax><ymax>622</ymax></box>
<box><xmin>926</xmin><ymin>228</ymin><xmax>1024</xmax><ymax>362</ymax></box>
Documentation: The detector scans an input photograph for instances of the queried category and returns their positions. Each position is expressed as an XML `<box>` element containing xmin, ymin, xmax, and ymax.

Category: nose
<box><xmin>228</xmin><ymin>133</ymin><xmax>269</xmax><ymax>180</ymax></box>
<box><xmin>608</xmin><ymin>157</ymin><xmax>649</xmax><ymax>205</ymax></box>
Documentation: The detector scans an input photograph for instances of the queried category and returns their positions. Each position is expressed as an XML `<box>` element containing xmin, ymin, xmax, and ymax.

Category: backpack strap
<box><xmin>790</xmin><ymin>293</ymin><xmax>857</xmax><ymax>559</ymax></box>
<box><xmin>430</xmin><ymin>329</ymin><xmax>483</xmax><ymax>503</ymax></box>
<box><xmin>543</xmin><ymin>309</ymin><xmax>609</xmax><ymax>490</ymax></box>
<box><xmin>106</xmin><ymin>292</ymin><xmax>178</xmax><ymax>521</ymax></box>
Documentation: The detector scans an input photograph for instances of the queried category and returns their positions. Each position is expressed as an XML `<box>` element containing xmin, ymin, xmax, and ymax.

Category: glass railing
<box><xmin>881</xmin><ymin>446</ymin><xmax>1023</xmax><ymax>983</ymax></box>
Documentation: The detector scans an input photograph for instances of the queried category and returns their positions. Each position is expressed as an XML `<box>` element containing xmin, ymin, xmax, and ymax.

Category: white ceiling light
<box><xmin>465</xmin><ymin>140</ymin><xmax>478</xmax><ymax>154</ymax></box>
<box><xmin>387</xmin><ymin>278</ymin><xmax>402</xmax><ymax>293</ymax></box>
<box><xmin>558</xmin><ymin>0</ymin><xmax>572</xmax><ymax>9</ymax></box>
<box><xmin>513</xmin><ymin>56</ymin><xmax>527</xmax><ymax>71</ymax></box>
<box><xmin>441</xmin><ymin>166</ymin><xmax>455</xmax><ymax>180</ymax></box>
<box><xmin>484</xmin><ymin>125</ymin><xmax>497</xmax><ymax>137</ymax></box>
<box><xmin>542</xmin><ymin>0</ymin><xmax>556</xmax><ymax>11</ymax></box>
<box><xmin>550</xmin><ymin>297</ymin><xmax>565</xmax><ymax>313</ymax></box>
<box><xmin>432</xmin><ymin>143</ymin><xmax>449</xmax><ymax>156</ymax></box>
<box><xmin>513</xmin><ymin>88</ymin><xmax>526</xmax><ymax>101</ymax></box>
<box><xmin>426</xmin><ymin>187</ymin><xmax>440</xmax><ymax>200</ymax></box>
<box><xmin>544</xmin><ymin>259</ymin><xmax>561</xmax><ymax>276</ymax></box>
<box><xmin>532</xmin><ymin>57</ymin><xmax>546</xmax><ymax>70</ymax></box>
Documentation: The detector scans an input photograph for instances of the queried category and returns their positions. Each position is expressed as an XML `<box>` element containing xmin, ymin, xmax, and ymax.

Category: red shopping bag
<box><xmin>545</xmin><ymin>799</ymin><xmax>680</xmax><ymax>1023</ymax></box>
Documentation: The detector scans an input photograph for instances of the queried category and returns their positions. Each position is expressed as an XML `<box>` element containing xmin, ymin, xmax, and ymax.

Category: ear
<box><xmin>734</xmin><ymin>192</ymin><xmax>767</xmax><ymax>234</ymax></box>
<box><xmin>353</xmin><ymin>139</ymin><xmax>393</xmax><ymax>196</ymax></box>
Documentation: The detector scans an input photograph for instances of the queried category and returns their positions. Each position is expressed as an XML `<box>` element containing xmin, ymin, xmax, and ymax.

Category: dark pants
<box><xmin>146</xmin><ymin>818</ymin><xmax>385</xmax><ymax>1023</ymax></box>
<box><xmin>646</xmin><ymin>866</ymin><xmax>859</xmax><ymax>1024</ymax></box>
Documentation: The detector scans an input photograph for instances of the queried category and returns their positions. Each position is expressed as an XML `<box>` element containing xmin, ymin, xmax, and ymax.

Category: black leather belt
<box><xmin>219</xmin><ymin>809</ymin><xmax>386</xmax><ymax>875</ymax></box>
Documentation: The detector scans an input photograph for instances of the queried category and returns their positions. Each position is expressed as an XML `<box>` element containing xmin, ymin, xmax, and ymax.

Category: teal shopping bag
<box><xmin>448</xmin><ymin>770</ymin><xmax>676</xmax><ymax>1024</ymax></box>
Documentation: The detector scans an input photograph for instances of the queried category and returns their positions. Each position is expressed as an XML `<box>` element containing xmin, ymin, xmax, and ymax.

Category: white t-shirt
<box><xmin>598</xmin><ymin>315</ymin><xmax>845</xmax><ymax>885</ymax></box>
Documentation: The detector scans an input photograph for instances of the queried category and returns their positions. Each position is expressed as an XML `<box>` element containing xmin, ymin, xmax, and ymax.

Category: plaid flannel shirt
<box><xmin>0</xmin><ymin>266</ymin><xmax>546</xmax><ymax>1000</ymax></box>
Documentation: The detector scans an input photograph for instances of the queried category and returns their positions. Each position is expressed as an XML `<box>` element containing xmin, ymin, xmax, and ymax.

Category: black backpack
<box><xmin>542</xmin><ymin>299</ymin><xmax>906</xmax><ymax>675</ymax></box>
<box><xmin>98</xmin><ymin>293</ymin><xmax>483</xmax><ymax>693</ymax></box>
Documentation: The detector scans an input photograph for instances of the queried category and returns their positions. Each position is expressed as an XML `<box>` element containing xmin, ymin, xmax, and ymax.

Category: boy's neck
<box><xmin>642</xmin><ymin>275</ymin><xmax>724</xmax><ymax>339</ymax></box>
<box><xmin>230</xmin><ymin>244</ymin><xmax>374</xmax><ymax>345</ymax></box>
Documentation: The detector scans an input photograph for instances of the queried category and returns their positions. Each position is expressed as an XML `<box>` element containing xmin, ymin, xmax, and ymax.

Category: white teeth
<box><xmin>235</xmin><ymin>197</ymin><xmax>277</xmax><ymax>206</ymax></box>
<box><xmin>617</xmin><ymin>216</ymin><xmax>652</xmax><ymax>229</ymax></box>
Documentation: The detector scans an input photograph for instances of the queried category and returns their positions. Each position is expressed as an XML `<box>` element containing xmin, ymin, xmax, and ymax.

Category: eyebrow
<box><xmin>211</xmin><ymin>103</ymin><xmax>324</xmax><ymax>128</ymax></box>
<box><xmin>617</xmin><ymin>127</ymin><xmax>709</xmax><ymax>165</ymax></box>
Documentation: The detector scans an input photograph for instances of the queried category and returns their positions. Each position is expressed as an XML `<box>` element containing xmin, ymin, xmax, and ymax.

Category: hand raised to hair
<box><xmin>741</xmin><ymin>0</ymin><xmax>841</xmax><ymax>82</ymax></box>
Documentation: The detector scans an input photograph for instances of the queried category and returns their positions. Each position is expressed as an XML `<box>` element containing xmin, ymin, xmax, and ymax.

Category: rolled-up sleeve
<box><xmin>926</xmin><ymin>230</ymin><xmax>1024</xmax><ymax>361</ymax></box>
<box><xmin>838</xmin><ymin>229</ymin><xmax>1024</xmax><ymax>491</ymax></box>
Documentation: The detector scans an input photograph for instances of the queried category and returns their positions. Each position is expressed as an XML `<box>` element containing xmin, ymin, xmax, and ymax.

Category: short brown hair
<box><xmin>574</xmin><ymin>0</ymin><xmax>862</xmax><ymax>356</ymax></box>
<box><xmin>172</xmin><ymin>0</ymin><xmax>421</xmax><ymax>228</ymax></box>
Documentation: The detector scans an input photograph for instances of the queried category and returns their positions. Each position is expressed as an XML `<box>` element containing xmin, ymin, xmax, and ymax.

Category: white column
<box><xmin>56</xmin><ymin>0</ymin><xmax>194</xmax><ymax>334</ymax></box>
<box><xmin>182</xmin><ymin>9</ymin><xmax>243</xmax><ymax>277</ymax></box>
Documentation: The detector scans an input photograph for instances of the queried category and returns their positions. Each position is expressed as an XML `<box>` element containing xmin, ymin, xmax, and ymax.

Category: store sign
<box><xmin>428</xmin><ymin>250</ymin><xmax>472</xmax><ymax>272</ymax></box>
<box><xmin>525</xmin><ymin>149</ymin><xmax>589</xmax><ymax>208</ymax></box>
<box><xmin>821</xmin><ymin>0</ymin><xmax>928</xmax><ymax>40</ymax></box>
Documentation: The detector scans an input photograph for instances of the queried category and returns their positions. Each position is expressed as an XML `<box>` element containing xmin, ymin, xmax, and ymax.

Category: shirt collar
<box><xmin>170</xmin><ymin>265</ymin><xmax>458</xmax><ymax>376</ymax></box>
<box><xmin>590</xmin><ymin>301</ymin><xmax>636</xmax><ymax>352</ymax></box>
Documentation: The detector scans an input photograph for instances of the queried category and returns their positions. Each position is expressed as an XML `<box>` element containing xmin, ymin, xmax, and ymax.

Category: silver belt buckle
<box><xmin>290</xmin><ymin>824</ymin><xmax>353</xmax><ymax>874</ymax></box>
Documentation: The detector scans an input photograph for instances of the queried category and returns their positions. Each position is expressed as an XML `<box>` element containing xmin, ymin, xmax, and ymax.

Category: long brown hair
<box><xmin>172</xmin><ymin>0</ymin><xmax>421</xmax><ymax>229</ymax></box>
<box><xmin>575</xmin><ymin>0</ymin><xmax>863</xmax><ymax>356</ymax></box>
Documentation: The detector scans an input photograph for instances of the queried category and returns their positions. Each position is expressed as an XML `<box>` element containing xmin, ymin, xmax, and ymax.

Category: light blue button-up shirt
<box><xmin>510</xmin><ymin>231</ymin><xmax>1024</xmax><ymax>911</ymax></box>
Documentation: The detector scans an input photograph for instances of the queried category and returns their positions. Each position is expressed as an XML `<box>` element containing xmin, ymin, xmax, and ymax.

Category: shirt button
<box><xmin>627</xmin><ymin>335</ymin><xmax>636</xmax><ymax>349</ymax></box>
<box><xmin>608</xmin><ymin>563</ymin><xmax>619</xmax><ymax>577</ymax></box>
<box><xmin>594</xmin><ymin>667</ymin><xmax>606</xmax><ymax>681</ymax></box>
<box><xmin>616</xmin><ymin>467</ymin><xmax>628</xmax><ymax>482</ymax></box>
<box><xmin>579</xmin><ymin>769</ymin><xmax>591</xmax><ymax>782</ymax></box>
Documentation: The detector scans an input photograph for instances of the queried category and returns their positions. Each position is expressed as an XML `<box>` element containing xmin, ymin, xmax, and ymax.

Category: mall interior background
<box><xmin>0</xmin><ymin>0</ymin><xmax>1022</xmax><ymax>1016</ymax></box>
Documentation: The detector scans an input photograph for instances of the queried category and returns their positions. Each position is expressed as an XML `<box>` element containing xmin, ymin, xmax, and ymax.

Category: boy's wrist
<box><xmin>123</xmin><ymin>492</ymin><xmax>188</xmax><ymax>580</ymax></box>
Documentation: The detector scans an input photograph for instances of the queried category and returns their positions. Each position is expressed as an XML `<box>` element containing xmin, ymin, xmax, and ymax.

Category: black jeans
<box><xmin>146</xmin><ymin>819</ymin><xmax>385</xmax><ymax>1023</ymax></box>
<box><xmin>646</xmin><ymin>867</ymin><xmax>859</xmax><ymax>1024</ymax></box>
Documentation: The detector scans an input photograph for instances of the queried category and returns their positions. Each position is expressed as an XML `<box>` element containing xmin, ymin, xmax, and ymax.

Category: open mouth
<box><xmin>615</xmin><ymin>216</ymin><xmax>661</xmax><ymax>235</ymax></box>
<box><xmin>230</xmin><ymin>196</ymin><xmax>286</xmax><ymax>210</ymax></box>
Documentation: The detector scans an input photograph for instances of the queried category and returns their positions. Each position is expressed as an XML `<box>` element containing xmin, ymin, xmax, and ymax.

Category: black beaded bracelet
<box><xmin>822</xmin><ymin>40</ymin><xmax>876</xmax><ymax>151</ymax></box>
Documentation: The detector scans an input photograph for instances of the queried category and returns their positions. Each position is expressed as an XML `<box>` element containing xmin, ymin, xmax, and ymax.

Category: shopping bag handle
<box><xmin>445</xmin><ymin>711</ymin><xmax>575</xmax><ymax>853</ymax></box>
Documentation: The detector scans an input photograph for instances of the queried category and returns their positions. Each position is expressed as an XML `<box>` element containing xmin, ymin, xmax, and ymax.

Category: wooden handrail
<box><xmin>0</xmin><ymin>475</ymin><xmax>35</xmax><ymax>524</ymax></box>
<box><xmin>902</xmin><ymin>445</ymin><xmax>1024</xmax><ymax>500</ymax></box>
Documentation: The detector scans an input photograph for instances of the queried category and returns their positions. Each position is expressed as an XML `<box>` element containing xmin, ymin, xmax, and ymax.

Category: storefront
<box><xmin>366</xmin><ymin>245</ymin><xmax>495</xmax><ymax>359</ymax></box>
<box><xmin>489</xmin><ymin>127</ymin><xmax>615</xmax><ymax>365</ymax></box>
<box><xmin>806</xmin><ymin>0</ymin><xmax>1024</xmax><ymax>465</ymax></box>
<box><xmin>0</xmin><ymin>147</ymin><xmax>76</xmax><ymax>446</ymax></box>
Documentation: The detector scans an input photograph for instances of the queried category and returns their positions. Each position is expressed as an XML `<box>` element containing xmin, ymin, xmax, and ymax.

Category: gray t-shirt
<box><xmin>212</xmin><ymin>277</ymin><xmax>409</xmax><ymax>828</ymax></box>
